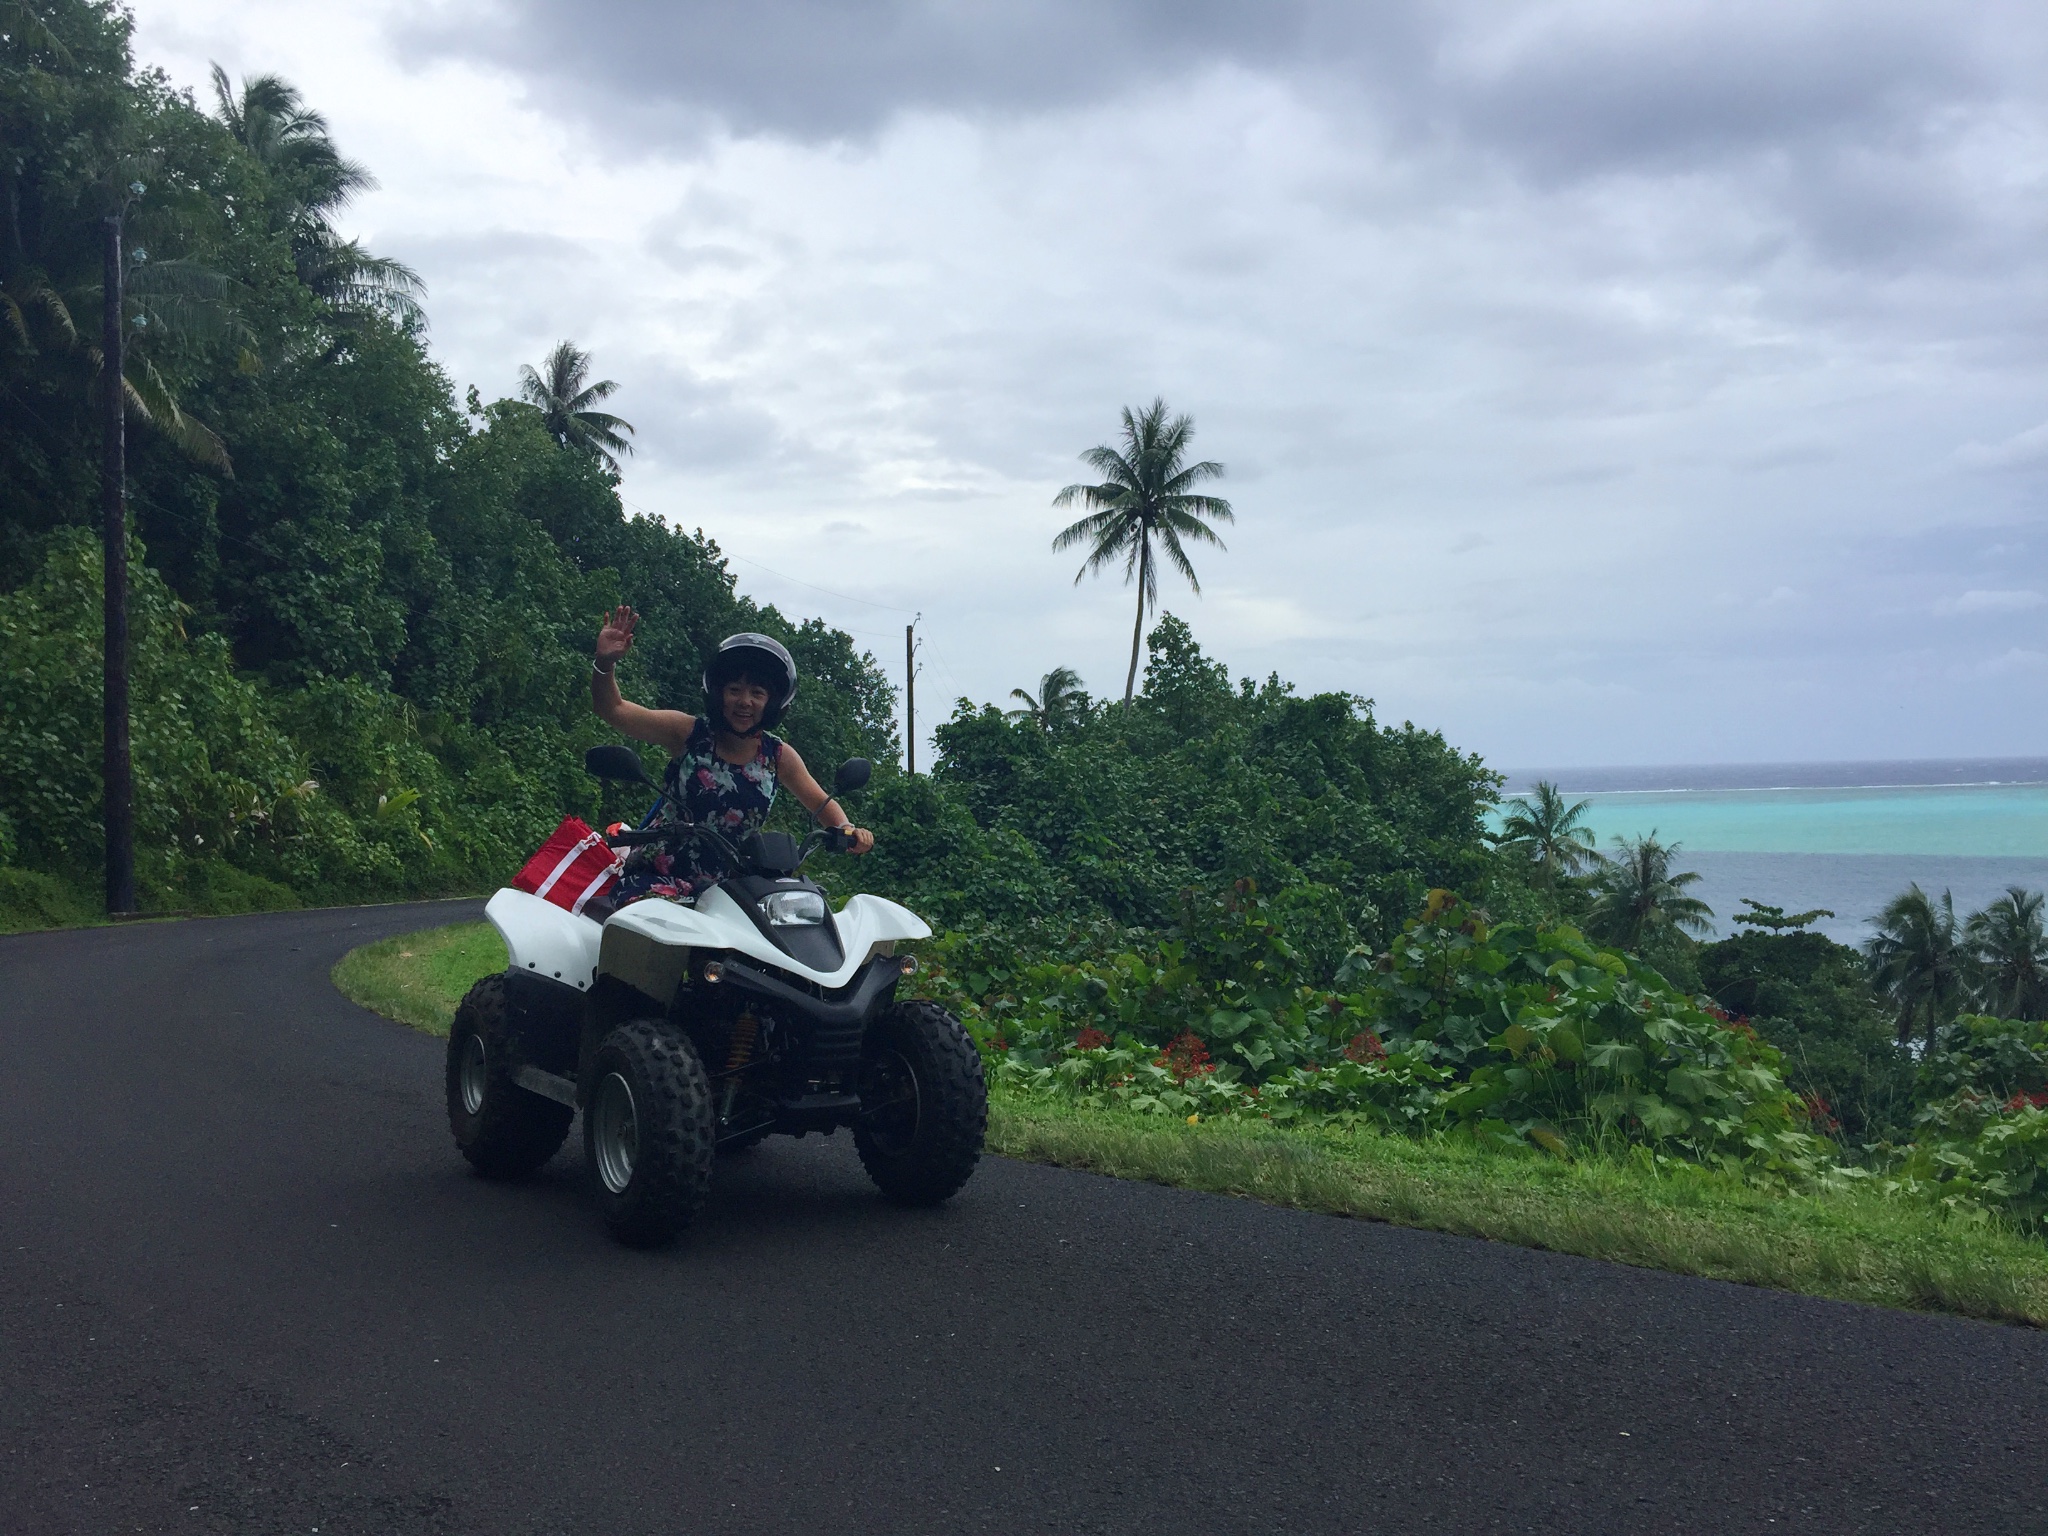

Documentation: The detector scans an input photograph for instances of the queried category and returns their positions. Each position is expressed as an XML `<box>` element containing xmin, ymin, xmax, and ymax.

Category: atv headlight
<box><xmin>761</xmin><ymin>889</ymin><xmax>828</xmax><ymax>927</ymax></box>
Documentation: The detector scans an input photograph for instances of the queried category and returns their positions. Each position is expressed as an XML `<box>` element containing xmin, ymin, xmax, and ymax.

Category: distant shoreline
<box><xmin>1537</xmin><ymin>780</ymin><xmax>2048</xmax><ymax>798</ymax></box>
<box><xmin>1677</xmin><ymin>851</ymin><xmax>2048</xmax><ymax>943</ymax></box>
<box><xmin>1498</xmin><ymin>757</ymin><xmax>2048</xmax><ymax>795</ymax></box>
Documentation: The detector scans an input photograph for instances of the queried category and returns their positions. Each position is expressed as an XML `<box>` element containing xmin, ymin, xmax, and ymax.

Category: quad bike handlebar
<box><xmin>807</xmin><ymin>825</ymin><xmax>861</xmax><ymax>857</ymax></box>
<box><xmin>604</xmin><ymin>819</ymin><xmax>857</xmax><ymax>871</ymax></box>
<box><xmin>585</xmin><ymin>745</ymin><xmax>871</xmax><ymax>874</ymax></box>
<box><xmin>604</xmin><ymin>820</ymin><xmax>742</xmax><ymax>861</ymax></box>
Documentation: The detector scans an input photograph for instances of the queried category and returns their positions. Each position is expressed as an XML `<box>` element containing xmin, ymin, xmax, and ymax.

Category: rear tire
<box><xmin>446</xmin><ymin>974</ymin><xmax>573</xmax><ymax>1179</ymax></box>
<box><xmin>855</xmin><ymin>1000</ymin><xmax>986</xmax><ymax>1206</ymax></box>
<box><xmin>585</xmin><ymin>1020</ymin><xmax>716</xmax><ymax>1247</ymax></box>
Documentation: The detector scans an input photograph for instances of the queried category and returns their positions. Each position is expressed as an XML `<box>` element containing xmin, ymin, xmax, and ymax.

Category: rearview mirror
<box><xmin>833</xmin><ymin>757</ymin><xmax>872</xmax><ymax>796</ymax></box>
<box><xmin>585</xmin><ymin>744</ymin><xmax>653</xmax><ymax>786</ymax></box>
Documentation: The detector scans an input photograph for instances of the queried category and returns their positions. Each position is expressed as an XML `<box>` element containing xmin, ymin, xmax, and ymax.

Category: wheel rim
<box><xmin>459</xmin><ymin>1032</ymin><xmax>488</xmax><ymax>1116</ymax></box>
<box><xmin>592</xmin><ymin>1071</ymin><xmax>639</xmax><ymax>1195</ymax></box>
<box><xmin>862</xmin><ymin>1048</ymin><xmax>921</xmax><ymax>1154</ymax></box>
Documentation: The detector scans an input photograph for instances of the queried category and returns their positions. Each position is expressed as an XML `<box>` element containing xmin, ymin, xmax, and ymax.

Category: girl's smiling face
<box><xmin>720</xmin><ymin>677</ymin><xmax>771</xmax><ymax>734</ymax></box>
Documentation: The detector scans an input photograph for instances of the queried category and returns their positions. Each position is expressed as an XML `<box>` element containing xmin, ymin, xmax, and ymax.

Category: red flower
<box><xmin>1074</xmin><ymin>1026</ymin><xmax>1113</xmax><ymax>1052</ymax></box>
<box><xmin>1797</xmin><ymin>1091</ymin><xmax>1841</xmax><ymax>1134</ymax></box>
<box><xmin>1154</xmin><ymin>1031</ymin><xmax>1214</xmax><ymax>1083</ymax></box>
<box><xmin>1343</xmin><ymin>1030</ymin><xmax>1388</xmax><ymax>1065</ymax></box>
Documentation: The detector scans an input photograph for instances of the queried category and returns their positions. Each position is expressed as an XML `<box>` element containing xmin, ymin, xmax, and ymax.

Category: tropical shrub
<box><xmin>1857</xmin><ymin>1018</ymin><xmax>2048</xmax><ymax>1227</ymax></box>
<box><xmin>1698</xmin><ymin>926</ymin><xmax>1916</xmax><ymax>1144</ymax></box>
<box><xmin>937</xmin><ymin>882</ymin><xmax>1829</xmax><ymax>1175</ymax></box>
<box><xmin>0</xmin><ymin>531</ymin><xmax>333</xmax><ymax>905</ymax></box>
<box><xmin>1918</xmin><ymin>1015</ymin><xmax>2048</xmax><ymax>1107</ymax></box>
<box><xmin>1887</xmin><ymin>1101</ymin><xmax>2048</xmax><ymax>1229</ymax></box>
<box><xmin>1362</xmin><ymin>892</ymin><xmax>1824</xmax><ymax>1172</ymax></box>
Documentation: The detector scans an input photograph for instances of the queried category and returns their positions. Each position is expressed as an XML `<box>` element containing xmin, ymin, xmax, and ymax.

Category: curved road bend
<box><xmin>0</xmin><ymin>903</ymin><xmax>2041</xmax><ymax>1535</ymax></box>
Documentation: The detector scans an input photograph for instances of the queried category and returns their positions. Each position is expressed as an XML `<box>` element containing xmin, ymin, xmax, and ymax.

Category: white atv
<box><xmin>445</xmin><ymin>745</ymin><xmax>987</xmax><ymax>1246</ymax></box>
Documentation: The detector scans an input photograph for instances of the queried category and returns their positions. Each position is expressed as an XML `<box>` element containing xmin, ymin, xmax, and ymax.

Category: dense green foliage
<box><xmin>852</xmin><ymin>614</ymin><xmax>1496</xmax><ymax>941</ymax></box>
<box><xmin>927</xmin><ymin>885</ymin><xmax>1831</xmax><ymax>1180</ymax></box>
<box><xmin>1698</xmin><ymin>927</ymin><xmax>1916</xmax><ymax>1143</ymax></box>
<box><xmin>1</xmin><ymin>1</ymin><xmax>895</xmax><ymax>915</ymax></box>
<box><xmin>1885</xmin><ymin>1016</ymin><xmax>2048</xmax><ymax>1226</ymax></box>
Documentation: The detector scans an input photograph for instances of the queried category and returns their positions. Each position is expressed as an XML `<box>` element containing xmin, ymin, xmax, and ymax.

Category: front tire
<box><xmin>446</xmin><ymin>974</ymin><xmax>573</xmax><ymax>1179</ymax></box>
<box><xmin>855</xmin><ymin>1000</ymin><xmax>986</xmax><ymax>1206</ymax></box>
<box><xmin>585</xmin><ymin>1020</ymin><xmax>716</xmax><ymax>1247</ymax></box>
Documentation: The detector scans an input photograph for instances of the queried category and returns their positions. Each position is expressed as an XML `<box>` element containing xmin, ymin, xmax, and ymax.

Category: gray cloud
<box><xmin>334</xmin><ymin>0</ymin><xmax>2048</xmax><ymax>762</ymax></box>
<box><xmin>406</xmin><ymin>0</ymin><xmax>1317</xmax><ymax>142</ymax></box>
<box><xmin>409</xmin><ymin>1</ymin><xmax>2037</xmax><ymax>179</ymax></box>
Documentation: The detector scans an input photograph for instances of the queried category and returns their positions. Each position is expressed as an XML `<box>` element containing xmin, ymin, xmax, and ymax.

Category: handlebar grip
<box><xmin>606</xmin><ymin>828</ymin><xmax>665</xmax><ymax>847</ymax></box>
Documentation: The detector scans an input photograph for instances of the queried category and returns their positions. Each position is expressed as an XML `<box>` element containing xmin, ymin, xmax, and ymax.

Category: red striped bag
<box><xmin>511</xmin><ymin>817</ymin><xmax>622</xmax><ymax>916</ymax></box>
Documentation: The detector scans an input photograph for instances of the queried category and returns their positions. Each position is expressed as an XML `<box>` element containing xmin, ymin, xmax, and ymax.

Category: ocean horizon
<box><xmin>1498</xmin><ymin>756</ymin><xmax>2048</xmax><ymax>795</ymax></box>
<box><xmin>1494</xmin><ymin>758</ymin><xmax>2048</xmax><ymax>943</ymax></box>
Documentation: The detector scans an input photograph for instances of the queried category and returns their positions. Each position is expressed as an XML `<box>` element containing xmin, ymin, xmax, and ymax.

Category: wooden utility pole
<box><xmin>101</xmin><ymin>208</ymin><xmax>135</xmax><ymax>915</ymax></box>
<box><xmin>904</xmin><ymin>620</ymin><xmax>917</xmax><ymax>775</ymax></box>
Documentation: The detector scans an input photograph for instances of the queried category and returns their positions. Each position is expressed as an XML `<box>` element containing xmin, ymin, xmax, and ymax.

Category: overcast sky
<box><xmin>133</xmin><ymin>0</ymin><xmax>2048</xmax><ymax>770</ymax></box>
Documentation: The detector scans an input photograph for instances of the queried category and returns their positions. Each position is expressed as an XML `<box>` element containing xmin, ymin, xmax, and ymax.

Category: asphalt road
<box><xmin>1</xmin><ymin>904</ymin><xmax>2043</xmax><ymax>1535</ymax></box>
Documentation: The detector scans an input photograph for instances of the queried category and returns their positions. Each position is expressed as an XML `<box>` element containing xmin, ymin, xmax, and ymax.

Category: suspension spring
<box><xmin>725</xmin><ymin>1010</ymin><xmax>759</xmax><ymax>1073</ymax></box>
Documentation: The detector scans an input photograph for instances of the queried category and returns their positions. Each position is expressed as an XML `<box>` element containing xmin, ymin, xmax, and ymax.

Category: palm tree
<box><xmin>1864</xmin><ymin>885</ymin><xmax>1965</xmax><ymax>1052</ymax></box>
<box><xmin>1583</xmin><ymin>833</ymin><xmax>1714</xmax><ymax>952</ymax></box>
<box><xmin>2</xmin><ymin>226</ymin><xmax>242</xmax><ymax>471</ymax></box>
<box><xmin>1007</xmin><ymin>667</ymin><xmax>1087</xmax><ymax>732</ymax></box>
<box><xmin>1965</xmin><ymin>886</ymin><xmax>2048</xmax><ymax>1020</ymax></box>
<box><xmin>209</xmin><ymin>65</ymin><xmax>424</xmax><ymax>329</ymax></box>
<box><xmin>1052</xmin><ymin>398</ymin><xmax>1232</xmax><ymax>706</ymax></box>
<box><xmin>519</xmin><ymin>341</ymin><xmax>635</xmax><ymax>473</ymax></box>
<box><xmin>211</xmin><ymin>66</ymin><xmax>373</xmax><ymax>212</ymax></box>
<box><xmin>1495</xmin><ymin>781</ymin><xmax>1597</xmax><ymax>888</ymax></box>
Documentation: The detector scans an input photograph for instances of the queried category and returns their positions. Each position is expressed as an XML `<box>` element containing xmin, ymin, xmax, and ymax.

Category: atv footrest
<box><xmin>776</xmin><ymin>1092</ymin><xmax>862</xmax><ymax>1133</ymax></box>
<box><xmin>514</xmin><ymin>1064</ymin><xmax>579</xmax><ymax>1108</ymax></box>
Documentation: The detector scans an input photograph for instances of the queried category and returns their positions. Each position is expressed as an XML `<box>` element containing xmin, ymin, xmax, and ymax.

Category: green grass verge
<box><xmin>0</xmin><ymin>867</ymin><xmax>106</xmax><ymax>933</ymax></box>
<box><xmin>333</xmin><ymin>920</ymin><xmax>2048</xmax><ymax>1327</ymax></box>
<box><xmin>330</xmin><ymin>921</ymin><xmax>505</xmax><ymax>1034</ymax></box>
<box><xmin>989</xmin><ymin>1099</ymin><xmax>2048</xmax><ymax>1326</ymax></box>
<box><xmin>0</xmin><ymin>862</ymin><xmax>309</xmax><ymax>934</ymax></box>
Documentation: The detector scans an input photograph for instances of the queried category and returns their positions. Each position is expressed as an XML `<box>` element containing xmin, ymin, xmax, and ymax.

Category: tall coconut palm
<box><xmin>209</xmin><ymin>65</ymin><xmax>424</xmax><ymax>329</ymax></box>
<box><xmin>519</xmin><ymin>341</ymin><xmax>635</xmax><ymax>473</ymax></box>
<box><xmin>1864</xmin><ymin>885</ymin><xmax>1965</xmax><ymax>1053</ymax></box>
<box><xmin>1965</xmin><ymin>886</ymin><xmax>2048</xmax><ymax>1020</ymax></box>
<box><xmin>1</xmin><ymin>229</ymin><xmax>242</xmax><ymax>471</ymax></box>
<box><xmin>1052</xmin><ymin>398</ymin><xmax>1232</xmax><ymax>706</ymax></box>
<box><xmin>211</xmin><ymin>66</ymin><xmax>373</xmax><ymax>213</ymax></box>
<box><xmin>1583</xmin><ymin>833</ymin><xmax>1713</xmax><ymax>952</ymax></box>
<box><xmin>1495</xmin><ymin>781</ymin><xmax>1598</xmax><ymax>888</ymax></box>
<box><xmin>1007</xmin><ymin>666</ymin><xmax>1087</xmax><ymax>732</ymax></box>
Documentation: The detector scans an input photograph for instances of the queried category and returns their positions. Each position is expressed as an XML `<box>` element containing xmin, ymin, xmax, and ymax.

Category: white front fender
<box><xmin>486</xmin><ymin>888</ymin><xmax>603</xmax><ymax>991</ymax></box>
<box><xmin>600</xmin><ymin>888</ymin><xmax>932</xmax><ymax>991</ymax></box>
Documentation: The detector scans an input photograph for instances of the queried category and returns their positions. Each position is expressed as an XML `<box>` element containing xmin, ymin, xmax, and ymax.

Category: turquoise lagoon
<box><xmin>1495</xmin><ymin>760</ymin><xmax>2048</xmax><ymax>942</ymax></box>
<box><xmin>1566</xmin><ymin>783</ymin><xmax>2048</xmax><ymax>859</ymax></box>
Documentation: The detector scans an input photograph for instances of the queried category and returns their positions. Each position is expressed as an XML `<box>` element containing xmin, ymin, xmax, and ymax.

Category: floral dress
<box><xmin>613</xmin><ymin>718</ymin><xmax>782</xmax><ymax>904</ymax></box>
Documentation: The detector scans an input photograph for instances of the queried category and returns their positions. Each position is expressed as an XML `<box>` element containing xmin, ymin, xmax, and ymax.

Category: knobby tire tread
<box><xmin>855</xmin><ymin>1000</ymin><xmax>987</xmax><ymax>1206</ymax></box>
<box><xmin>446</xmin><ymin>973</ymin><xmax>573</xmax><ymax>1178</ymax></box>
<box><xmin>588</xmin><ymin>1019</ymin><xmax>716</xmax><ymax>1247</ymax></box>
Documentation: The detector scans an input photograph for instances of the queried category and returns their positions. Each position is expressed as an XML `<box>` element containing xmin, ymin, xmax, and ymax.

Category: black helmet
<box><xmin>703</xmin><ymin>632</ymin><xmax>797</xmax><ymax>733</ymax></box>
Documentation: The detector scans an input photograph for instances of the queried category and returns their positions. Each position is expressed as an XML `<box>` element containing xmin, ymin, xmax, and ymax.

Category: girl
<box><xmin>590</xmin><ymin>606</ymin><xmax>873</xmax><ymax>904</ymax></box>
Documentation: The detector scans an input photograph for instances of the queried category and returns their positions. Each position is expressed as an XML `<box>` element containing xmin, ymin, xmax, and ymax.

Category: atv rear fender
<box><xmin>486</xmin><ymin>888</ymin><xmax>603</xmax><ymax>992</ymax></box>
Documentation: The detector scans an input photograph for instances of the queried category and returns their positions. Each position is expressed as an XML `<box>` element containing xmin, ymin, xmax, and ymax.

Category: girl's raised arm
<box><xmin>591</xmin><ymin>605</ymin><xmax>694</xmax><ymax>755</ymax></box>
